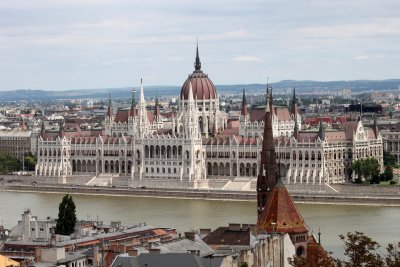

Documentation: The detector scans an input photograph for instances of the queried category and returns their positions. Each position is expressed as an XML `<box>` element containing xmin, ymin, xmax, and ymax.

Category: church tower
<box><xmin>256</xmin><ymin>87</ymin><xmax>278</xmax><ymax>219</ymax></box>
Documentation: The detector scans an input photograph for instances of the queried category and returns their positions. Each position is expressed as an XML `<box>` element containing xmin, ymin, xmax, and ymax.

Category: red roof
<box><xmin>180</xmin><ymin>72</ymin><xmax>217</xmax><ymax>100</ymax></box>
<box><xmin>219</xmin><ymin>127</ymin><xmax>239</xmax><ymax>137</ymax></box>
<box><xmin>250</xmin><ymin>106</ymin><xmax>291</xmax><ymax>122</ymax></box>
<box><xmin>275</xmin><ymin>107</ymin><xmax>291</xmax><ymax>121</ymax></box>
<box><xmin>304</xmin><ymin>116</ymin><xmax>349</xmax><ymax>126</ymax></box>
<box><xmin>258</xmin><ymin>179</ymin><xmax>309</xmax><ymax>234</ymax></box>
<box><xmin>115</xmin><ymin>109</ymin><xmax>129</xmax><ymax>123</ymax></box>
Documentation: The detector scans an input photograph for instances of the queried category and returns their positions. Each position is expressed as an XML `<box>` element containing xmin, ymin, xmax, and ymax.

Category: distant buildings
<box><xmin>0</xmin><ymin>131</ymin><xmax>35</xmax><ymax>158</ymax></box>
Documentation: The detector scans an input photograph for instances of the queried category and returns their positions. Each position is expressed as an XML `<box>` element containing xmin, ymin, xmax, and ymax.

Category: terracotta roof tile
<box><xmin>258</xmin><ymin>179</ymin><xmax>308</xmax><ymax>234</ymax></box>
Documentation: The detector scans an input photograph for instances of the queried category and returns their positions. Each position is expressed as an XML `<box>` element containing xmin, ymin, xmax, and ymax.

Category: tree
<box><xmin>55</xmin><ymin>194</ymin><xmax>77</xmax><ymax>235</ymax></box>
<box><xmin>0</xmin><ymin>152</ymin><xmax>22</xmax><ymax>174</ymax></box>
<box><xmin>385</xmin><ymin>242</ymin><xmax>400</xmax><ymax>267</ymax></box>
<box><xmin>351</xmin><ymin>158</ymin><xmax>380</xmax><ymax>183</ymax></box>
<box><xmin>337</xmin><ymin>231</ymin><xmax>384</xmax><ymax>267</ymax></box>
<box><xmin>289</xmin><ymin>232</ymin><xmax>399</xmax><ymax>267</ymax></box>
<box><xmin>351</xmin><ymin>160</ymin><xmax>362</xmax><ymax>183</ymax></box>
<box><xmin>383</xmin><ymin>165</ymin><xmax>394</xmax><ymax>182</ymax></box>
<box><xmin>383</xmin><ymin>152</ymin><xmax>397</xmax><ymax>167</ymax></box>
<box><xmin>24</xmin><ymin>155</ymin><xmax>37</xmax><ymax>171</ymax></box>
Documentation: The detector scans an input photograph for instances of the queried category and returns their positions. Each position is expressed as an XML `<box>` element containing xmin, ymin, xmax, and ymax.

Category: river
<box><xmin>1</xmin><ymin>191</ymin><xmax>399</xmax><ymax>258</ymax></box>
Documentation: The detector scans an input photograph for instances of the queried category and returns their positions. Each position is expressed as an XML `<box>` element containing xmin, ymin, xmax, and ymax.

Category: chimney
<box><xmin>184</xmin><ymin>232</ymin><xmax>196</xmax><ymax>241</ymax></box>
<box><xmin>149</xmin><ymin>248</ymin><xmax>161</xmax><ymax>254</ymax></box>
<box><xmin>199</xmin><ymin>229</ymin><xmax>211</xmax><ymax>236</ymax></box>
<box><xmin>187</xmin><ymin>250</ymin><xmax>200</xmax><ymax>256</ymax></box>
<box><xmin>35</xmin><ymin>248</ymin><xmax>41</xmax><ymax>263</ymax></box>
<box><xmin>249</xmin><ymin>224</ymin><xmax>256</xmax><ymax>235</ymax></box>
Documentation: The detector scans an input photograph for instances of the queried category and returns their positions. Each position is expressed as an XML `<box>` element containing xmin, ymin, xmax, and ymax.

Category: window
<box><xmin>40</xmin><ymin>228</ymin><xmax>44</xmax><ymax>232</ymax></box>
<box><xmin>31</xmin><ymin>228</ymin><xmax>35</xmax><ymax>231</ymax></box>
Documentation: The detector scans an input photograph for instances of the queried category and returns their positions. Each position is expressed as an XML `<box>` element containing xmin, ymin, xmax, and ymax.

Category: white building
<box><xmin>35</xmin><ymin>47</ymin><xmax>383</xmax><ymax>186</ymax></box>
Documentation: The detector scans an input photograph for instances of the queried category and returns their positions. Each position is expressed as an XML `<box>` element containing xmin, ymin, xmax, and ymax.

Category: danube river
<box><xmin>1</xmin><ymin>191</ymin><xmax>399</xmax><ymax>258</ymax></box>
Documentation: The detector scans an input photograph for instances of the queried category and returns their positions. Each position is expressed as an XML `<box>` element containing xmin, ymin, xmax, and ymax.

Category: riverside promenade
<box><xmin>1</xmin><ymin>175</ymin><xmax>400</xmax><ymax>206</ymax></box>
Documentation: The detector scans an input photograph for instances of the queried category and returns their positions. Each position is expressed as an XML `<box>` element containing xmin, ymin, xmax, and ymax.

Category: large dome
<box><xmin>180</xmin><ymin>46</ymin><xmax>217</xmax><ymax>100</ymax></box>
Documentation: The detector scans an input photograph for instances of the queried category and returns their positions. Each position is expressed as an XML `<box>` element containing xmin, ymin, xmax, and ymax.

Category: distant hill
<box><xmin>1</xmin><ymin>79</ymin><xmax>399</xmax><ymax>102</ymax></box>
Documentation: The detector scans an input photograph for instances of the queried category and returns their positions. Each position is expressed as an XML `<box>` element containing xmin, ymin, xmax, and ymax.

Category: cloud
<box><xmin>354</xmin><ymin>55</ymin><xmax>368</xmax><ymax>61</ymax></box>
<box><xmin>233</xmin><ymin>56</ymin><xmax>261</xmax><ymax>63</ymax></box>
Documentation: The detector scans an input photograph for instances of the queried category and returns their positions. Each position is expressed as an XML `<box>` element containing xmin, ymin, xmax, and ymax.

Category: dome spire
<box><xmin>194</xmin><ymin>42</ymin><xmax>201</xmax><ymax>71</ymax></box>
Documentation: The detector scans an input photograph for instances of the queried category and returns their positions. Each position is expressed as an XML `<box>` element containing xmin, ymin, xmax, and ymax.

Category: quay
<box><xmin>2</xmin><ymin>182</ymin><xmax>400</xmax><ymax>206</ymax></box>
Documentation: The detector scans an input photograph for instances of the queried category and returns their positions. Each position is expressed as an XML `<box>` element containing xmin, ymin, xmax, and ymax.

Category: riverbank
<box><xmin>2</xmin><ymin>183</ymin><xmax>400</xmax><ymax>206</ymax></box>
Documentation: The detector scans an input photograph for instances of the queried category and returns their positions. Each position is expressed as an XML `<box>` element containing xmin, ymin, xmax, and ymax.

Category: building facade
<box><xmin>35</xmin><ymin>47</ymin><xmax>383</xmax><ymax>185</ymax></box>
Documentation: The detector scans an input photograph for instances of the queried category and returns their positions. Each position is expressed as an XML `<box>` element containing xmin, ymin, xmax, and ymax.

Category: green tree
<box><xmin>385</xmin><ymin>242</ymin><xmax>400</xmax><ymax>267</ymax></box>
<box><xmin>383</xmin><ymin>152</ymin><xmax>397</xmax><ymax>167</ymax></box>
<box><xmin>55</xmin><ymin>194</ymin><xmax>77</xmax><ymax>235</ymax></box>
<box><xmin>337</xmin><ymin>231</ymin><xmax>384</xmax><ymax>267</ymax></box>
<box><xmin>239</xmin><ymin>263</ymin><xmax>249</xmax><ymax>267</ymax></box>
<box><xmin>0</xmin><ymin>152</ymin><xmax>22</xmax><ymax>174</ymax></box>
<box><xmin>383</xmin><ymin>165</ymin><xmax>394</xmax><ymax>181</ymax></box>
<box><xmin>361</xmin><ymin>158</ymin><xmax>380</xmax><ymax>182</ymax></box>
<box><xmin>351</xmin><ymin>160</ymin><xmax>362</xmax><ymax>183</ymax></box>
<box><xmin>24</xmin><ymin>155</ymin><xmax>37</xmax><ymax>171</ymax></box>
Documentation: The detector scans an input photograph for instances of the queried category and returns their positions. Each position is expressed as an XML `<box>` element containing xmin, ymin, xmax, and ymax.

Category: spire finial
<box><xmin>293</xmin><ymin>85</ymin><xmax>296</xmax><ymax>102</ymax></box>
<box><xmin>194</xmin><ymin>43</ymin><xmax>201</xmax><ymax>71</ymax></box>
<box><xmin>139</xmin><ymin>79</ymin><xmax>145</xmax><ymax>104</ymax></box>
<box><xmin>318</xmin><ymin>227</ymin><xmax>321</xmax><ymax>244</ymax></box>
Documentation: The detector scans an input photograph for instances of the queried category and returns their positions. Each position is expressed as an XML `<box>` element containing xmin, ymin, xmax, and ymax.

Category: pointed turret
<box><xmin>373</xmin><ymin>115</ymin><xmax>379</xmax><ymax>138</ymax></box>
<box><xmin>58</xmin><ymin>122</ymin><xmax>64</xmax><ymax>138</ymax></box>
<box><xmin>106</xmin><ymin>93</ymin><xmax>113</xmax><ymax>118</ymax></box>
<box><xmin>130</xmin><ymin>89</ymin><xmax>137</xmax><ymax>117</ymax></box>
<box><xmin>41</xmin><ymin>120</ymin><xmax>46</xmax><ymax>137</ymax></box>
<box><xmin>137</xmin><ymin>79</ymin><xmax>149</xmax><ymax>137</ymax></box>
<box><xmin>291</xmin><ymin>86</ymin><xmax>299</xmax><ymax>116</ymax></box>
<box><xmin>293</xmin><ymin>116</ymin><xmax>300</xmax><ymax>140</ymax></box>
<box><xmin>194</xmin><ymin>43</ymin><xmax>201</xmax><ymax>71</ymax></box>
<box><xmin>139</xmin><ymin>79</ymin><xmax>145</xmax><ymax>105</ymax></box>
<box><xmin>318</xmin><ymin>118</ymin><xmax>325</xmax><ymax>141</ymax></box>
<box><xmin>241</xmin><ymin>88</ymin><xmax>248</xmax><ymax>117</ymax></box>
<box><xmin>257</xmin><ymin>86</ymin><xmax>277</xmax><ymax>219</ymax></box>
<box><xmin>154</xmin><ymin>93</ymin><xmax>160</xmax><ymax>120</ymax></box>
<box><xmin>185</xmin><ymin>81</ymin><xmax>199</xmax><ymax>138</ymax></box>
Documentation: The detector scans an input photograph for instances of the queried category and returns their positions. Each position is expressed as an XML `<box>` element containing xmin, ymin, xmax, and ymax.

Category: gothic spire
<box><xmin>107</xmin><ymin>92</ymin><xmax>113</xmax><ymax>118</ymax></box>
<box><xmin>293</xmin><ymin>116</ymin><xmax>299</xmax><ymax>140</ymax></box>
<box><xmin>291</xmin><ymin>86</ymin><xmax>299</xmax><ymax>116</ymax></box>
<box><xmin>194</xmin><ymin>43</ymin><xmax>201</xmax><ymax>71</ymax></box>
<box><xmin>241</xmin><ymin>88</ymin><xmax>248</xmax><ymax>117</ymax></box>
<box><xmin>257</xmin><ymin>86</ymin><xmax>277</xmax><ymax>219</ymax></box>
<box><xmin>373</xmin><ymin>115</ymin><xmax>379</xmax><ymax>138</ymax></box>
<box><xmin>130</xmin><ymin>88</ymin><xmax>137</xmax><ymax>117</ymax></box>
<box><xmin>154</xmin><ymin>92</ymin><xmax>160</xmax><ymax>119</ymax></box>
<box><xmin>139</xmin><ymin>79</ymin><xmax>145</xmax><ymax>104</ymax></box>
<box><xmin>318</xmin><ymin>118</ymin><xmax>325</xmax><ymax>141</ymax></box>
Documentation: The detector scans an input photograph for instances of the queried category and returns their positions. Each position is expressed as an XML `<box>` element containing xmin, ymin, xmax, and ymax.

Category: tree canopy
<box><xmin>288</xmin><ymin>231</ymin><xmax>400</xmax><ymax>267</ymax></box>
<box><xmin>55</xmin><ymin>194</ymin><xmax>77</xmax><ymax>235</ymax></box>
<box><xmin>351</xmin><ymin>158</ymin><xmax>381</xmax><ymax>184</ymax></box>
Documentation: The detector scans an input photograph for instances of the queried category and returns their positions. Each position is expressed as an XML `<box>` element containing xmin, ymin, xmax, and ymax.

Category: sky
<box><xmin>0</xmin><ymin>0</ymin><xmax>399</xmax><ymax>91</ymax></box>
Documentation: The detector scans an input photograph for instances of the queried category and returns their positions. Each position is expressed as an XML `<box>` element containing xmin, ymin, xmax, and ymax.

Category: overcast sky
<box><xmin>0</xmin><ymin>0</ymin><xmax>399</xmax><ymax>91</ymax></box>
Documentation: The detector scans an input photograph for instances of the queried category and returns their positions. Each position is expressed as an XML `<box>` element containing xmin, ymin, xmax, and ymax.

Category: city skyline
<box><xmin>1</xmin><ymin>0</ymin><xmax>400</xmax><ymax>90</ymax></box>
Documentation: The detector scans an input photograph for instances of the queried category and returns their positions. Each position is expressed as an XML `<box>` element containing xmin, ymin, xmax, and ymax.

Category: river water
<box><xmin>0</xmin><ymin>191</ymin><xmax>399</xmax><ymax>258</ymax></box>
